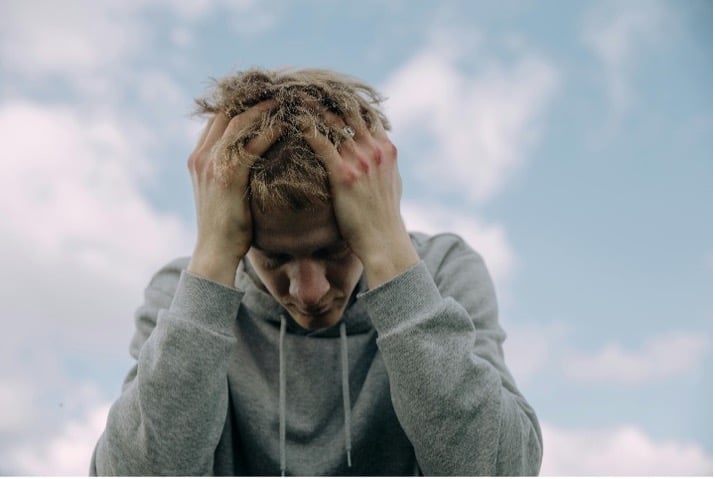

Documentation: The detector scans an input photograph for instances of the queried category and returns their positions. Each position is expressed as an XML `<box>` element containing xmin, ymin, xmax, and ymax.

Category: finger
<box><xmin>195</xmin><ymin>116</ymin><xmax>216</xmax><ymax>149</ymax></box>
<box><xmin>189</xmin><ymin>114</ymin><xmax>228</xmax><ymax>178</ymax></box>
<box><xmin>223</xmin><ymin>100</ymin><xmax>276</xmax><ymax>139</ymax></box>
<box><xmin>293</xmin><ymin>94</ymin><xmax>364</xmax><ymax>141</ymax></box>
<box><xmin>203</xmin><ymin>100</ymin><xmax>278</xmax><ymax>156</ymax></box>
<box><xmin>190</xmin><ymin>114</ymin><xmax>221</xmax><ymax>157</ymax></box>
<box><xmin>314</xmin><ymin>106</ymin><xmax>369</xmax><ymax>144</ymax></box>
<box><xmin>243</xmin><ymin>121</ymin><xmax>288</xmax><ymax>159</ymax></box>
<box><xmin>320</xmin><ymin>99</ymin><xmax>369</xmax><ymax>138</ymax></box>
<box><xmin>371</xmin><ymin>118</ymin><xmax>390</xmax><ymax>139</ymax></box>
<box><xmin>301</xmin><ymin>121</ymin><xmax>343</xmax><ymax>173</ymax></box>
<box><xmin>200</xmin><ymin>112</ymin><xmax>230</xmax><ymax>152</ymax></box>
<box><xmin>345</xmin><ymin>107</ymin><xmax>370</xmax><ymax>138</ymax></box>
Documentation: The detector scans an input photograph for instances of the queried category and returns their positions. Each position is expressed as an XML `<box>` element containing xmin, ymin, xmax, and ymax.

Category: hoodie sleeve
<box><xmin>90</xmin><ymin>258</ymin><xmax>242</xmax><ymax>476</ymax></box>
<box><xmin>360</xmin><ymin>234</ymin><xmax>543</xmax><ymax>476</ymax></box>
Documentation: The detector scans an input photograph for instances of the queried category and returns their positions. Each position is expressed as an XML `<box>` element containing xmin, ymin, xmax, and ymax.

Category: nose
<box><xmin>287</xmin><ymin>259</ymin><xmax>330</xmax><ymax>307</ymax></box>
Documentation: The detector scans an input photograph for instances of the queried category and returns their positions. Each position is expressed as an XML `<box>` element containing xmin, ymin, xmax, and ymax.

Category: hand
<box><xmin>187</xmin><ymin>102</ymin><xmax>282</xmax><ymax>287</ymax></box>
<box><xmin>302</xmin><ymin>113</ymin><xmax>419</xmax><ymax>288</ymax></box>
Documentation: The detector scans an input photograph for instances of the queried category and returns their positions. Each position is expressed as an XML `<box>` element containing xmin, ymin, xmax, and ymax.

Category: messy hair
<box><xmin>193</xmin><ymin>68</ymin><xmax>390</xmax><ymax>212</ymax></box>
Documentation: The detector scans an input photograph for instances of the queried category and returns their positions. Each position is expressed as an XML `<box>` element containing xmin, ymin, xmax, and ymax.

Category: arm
<box><xmin>92</xmin><ymin>104</ymin><xmax>285</xmax><ymax>474</ymax></box>
<box><xmin>91</xmin><ymin>259</ymin><xmax>242</xmax><ymax>475</ymax></box>
<box><xmin>301</xmin><ymin>112</ymin><xmax>541</xmax><ymax>474</ymax></box>
<box><xmin>360</xmin><ymin>235</ymin><xmax>543</xmax><ymax>475</ymax></box>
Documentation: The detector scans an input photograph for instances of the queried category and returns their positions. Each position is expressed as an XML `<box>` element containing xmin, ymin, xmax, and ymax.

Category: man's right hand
<box><xmin>187</xmin><ymin>102</ymin><xmax>281</xmax><ymax>287</ymax></box>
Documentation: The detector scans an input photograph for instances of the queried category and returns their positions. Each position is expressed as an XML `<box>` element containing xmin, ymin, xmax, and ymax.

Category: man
<box><xmin>90</xmin><ymin>68</ymin><xmax>542</xmax><ymax>476</ymax></box>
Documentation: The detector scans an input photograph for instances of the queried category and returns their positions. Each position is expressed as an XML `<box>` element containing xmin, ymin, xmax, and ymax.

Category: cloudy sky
<box><xmin>0</xmin><ymin>0</ymin><xmax>711</xmax><ymax>475</ymax></box>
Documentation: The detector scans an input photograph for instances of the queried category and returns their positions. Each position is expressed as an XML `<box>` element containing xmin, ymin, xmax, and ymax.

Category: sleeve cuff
<box><xmin>359</xmin><ymin>261</ymin><xmax>443</xmax><ymax>336</ymax></box>
<box><xmin>168</xmin><ymin>270</ymin><xmax>244</xmax><ymax>336</ymax></box>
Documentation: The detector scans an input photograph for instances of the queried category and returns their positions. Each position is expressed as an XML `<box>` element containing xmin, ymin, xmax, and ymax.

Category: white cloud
<box><xmin>502</xmin><ymin>324</ymin><xmax>710</xmax><ymax>388</ymax></box>
<box><xmin>0</xmin><ymin>99</ymin><xmax>193</xmax><ymax>468</ymax></box>
<box><xmin>10</xmin><ymin>401</ymin><xmax>111</xmax><ymax>476</ymax></box>
<box><xmin>150</xmin><ymin>0</ymin><xmax>259</xmax><ymax>20</ymax></box>
<box><xmin>540</xmin><ymin>421</ymin><xmax>713</xmax><ymax>476</ymax></box>
<box><xmin>564</xmin><ymin>331</ymin><xmax>711</xmax><ymax>384</ymax></box>
<box><xmin>581</xmin><ymin>0</ymin><xmax>671</xmax><ymax>125</ymax></box>
<box><xmin>0</xmin><ymin>0</ymin><xmax>144</xmax><ymax>78</ymax></box>
<box><xmin>171</xmin><ymin>26</ymin><xmax>195</xmax><ymax>47</ymax></box>
<box><xmin>0</xmin><ymin>0</ymin><xmax>273</xmax><ymax>101</ymax></box>
<box><xmin>0</xmin><ymin>379</ymin><xmax>36</xmax><ymax>432</ymax></box>
<box><xmin>402</xmin><ymin>201</ymin><xmax>514</xmax><ymax>287</ymax></box>
<box><xmin>501</xmin><ymin>321</ymin><xmax>569</xmax><ymax>385</ymax></box>
<box><xmin>0</xmin><ymin>98</ymin><xmax>195</xmax><ymax>477</ymax></box>
<box><xmin>145</xmin><ymin>0</ymin><xmax>277</xmax><ymax>37</ymax></box>
<box><xmin>383</xmin><ymin>33</ymin><xmax>558</xmax><ymax>202</ymax></box>
<box><xmin>0</xmin><ymin>1</ymin><xmax>162</xmax><ymax>104</ymax></box>
<box><xmin>0</xmin><ymin>364</ymin><xmax>113</xmax><ymax>474</ymax></box>
<box><xmin>0</xmin><ymin>101</ymin><xmax>192</xmax><ymax>287</ymax></box>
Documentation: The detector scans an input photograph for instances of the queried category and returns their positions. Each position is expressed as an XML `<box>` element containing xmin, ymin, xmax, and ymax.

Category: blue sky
<box><xmin>0</xmin><ymin>0</ymin><xmax>711</xmax><ymax>475</ymax></box>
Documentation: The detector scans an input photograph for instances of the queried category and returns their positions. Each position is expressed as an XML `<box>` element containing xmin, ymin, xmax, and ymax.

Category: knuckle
<box><xmin>389</xmin><ymin>142</ymin><xmax>398</xmax><ymax>158</ymax></box>
<box><xmin>187</xmin><ymin>151</ymin><xmax>201</xmax><ymax>171</ymax></box>
<box><xmin>357</xmin><ymin>158</ymin><xmax>370</xmax><ymax>173</ymax></box>
<box><xmin>340</xmin><ymin>165</ymin><xmax>358</xmax><ymax>185</ymax></box>
<box><xmin>354</xmin><ymin>149</ymin><xmax>370</xmax><ymax>164</ymax></box>
<box><xmin>372</xmin><ymin>145</ymin><xmax>382</xmax><ymax>165</ymax></box>
<box><xmin>188</xmin><ymin>144</ymin><xmax>219</xmax><ymax>174</ymax></box>
<box><xmin>378</xmin><ymin>137</ymin><xmax>397</xmax><ymax>159</ymax></box>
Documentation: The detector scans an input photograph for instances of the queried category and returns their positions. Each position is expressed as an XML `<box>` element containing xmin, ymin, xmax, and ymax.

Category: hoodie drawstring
<box><xmin>339</xmin><ymin>321</ymin><xmax>352</xmax><ymax>468</ymax></box>
<box><xmin>279</xmin><ymin>316</ymin><xmax>287</xmax><ymax>476</ymax></box>
<box><xmin>277</xmin><ymin>317</ymin><xmax>353</xmax><ymax>475</ymax></box>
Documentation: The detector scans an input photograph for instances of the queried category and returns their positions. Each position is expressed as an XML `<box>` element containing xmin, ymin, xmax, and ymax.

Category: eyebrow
<box><xmin>255</xmin><ymin>240</ymin><xmax>348</xmax><ymax>257</ymax></box>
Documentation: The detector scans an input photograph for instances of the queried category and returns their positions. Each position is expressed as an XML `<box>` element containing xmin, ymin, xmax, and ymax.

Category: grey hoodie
<box><xmin>90</xmin><ymin>232</ymin><xmax>542</xmax><ymax>476</ymax></box>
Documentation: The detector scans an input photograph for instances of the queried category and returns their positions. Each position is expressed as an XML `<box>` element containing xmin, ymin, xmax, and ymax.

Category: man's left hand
<box><xmin>301</xmin><ymin>114</ymin><xmax>419</xmax><ymax>288</ymax></box>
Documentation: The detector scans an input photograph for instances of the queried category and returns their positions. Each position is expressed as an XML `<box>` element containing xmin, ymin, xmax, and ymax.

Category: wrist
<box><xmin>188</xmin><ymin>245</ymin><xmax>243</xmax><ymax>288</ymax></box>
<box><xmin>358</xmin><ymin>233</ymin><xmax>419</xmax><ymax>289</ymax></box>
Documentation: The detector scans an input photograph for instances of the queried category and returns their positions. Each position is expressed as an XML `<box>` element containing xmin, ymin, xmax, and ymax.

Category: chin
<box><xmin>292</xmin><ymin>310</ymin><xmax>343</xmax><ymax>331</ymax></box>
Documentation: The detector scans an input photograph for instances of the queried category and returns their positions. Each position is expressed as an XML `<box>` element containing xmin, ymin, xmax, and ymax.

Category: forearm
<box><xmin>188</xmin><ymin>241</ymin><xmax>243</xmax><ymax>288</ymax></box>
<box><xmin>93</xmin><ymin>271</ymin><xmax>241</xmax><ymax>475</ymax></box>
<box><xmin>360</xmin><ymin>228</ymin><xmax>419</xmax><ymax>289</ymax></box>
<box><xmin>362</xmin><ymin>261</ymin><xmax>542</xmax><ymax>475</ymax></box>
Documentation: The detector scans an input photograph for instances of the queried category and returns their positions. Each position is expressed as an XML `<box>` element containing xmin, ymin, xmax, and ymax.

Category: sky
<box><xmin>0</xmin><ymin>0</ymin><xmax>711</xmax><ymax>475</ymax></box>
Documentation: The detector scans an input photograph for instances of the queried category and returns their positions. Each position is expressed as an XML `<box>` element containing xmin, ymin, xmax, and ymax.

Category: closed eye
<box><xmin>263</xmin><ymin>253</ymin><xmax>291</xmax><ymax>269</ymax></box>
<box><xmin>315</xmin><ymin>243</ymin><xmax>351</xmax><ymax>261</ymax></box>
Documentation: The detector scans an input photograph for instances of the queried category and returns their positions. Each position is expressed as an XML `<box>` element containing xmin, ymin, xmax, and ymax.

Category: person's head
<box><xmin>194</xmin><ymin>68</ymin><xmax>390</xmax><ymax>212</ymax></box>
<box><xmin>194</xmin><ymin>68</ymin><xmax>390</xmax><ymax>330</ymax></box>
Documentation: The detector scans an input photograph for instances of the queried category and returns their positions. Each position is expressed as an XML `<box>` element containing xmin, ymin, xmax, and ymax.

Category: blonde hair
<box><xmin>194</xmin><ymin>68</ymin><xmax>390</xmax><ymax>212</ymax></box>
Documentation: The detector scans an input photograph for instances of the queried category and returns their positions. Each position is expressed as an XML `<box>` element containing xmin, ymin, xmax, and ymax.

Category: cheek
<box><xmin>251</xmin><ymin>265</ymin><xmax>289</xmax><ymax>297</ymax></box>
<box><xmin>277</xmin><ymin>274</ymin><xmax>294</xmax><ymax>297</ymax></box>
<box><xmin>265</xmin><ymin>273</ymin><xmax>290</xmax><ymax>295</ymax></box>
<box><xmin>328</xmin><ymin>257</ymin><xmax>363</xmax><ymax>292</ymax></box>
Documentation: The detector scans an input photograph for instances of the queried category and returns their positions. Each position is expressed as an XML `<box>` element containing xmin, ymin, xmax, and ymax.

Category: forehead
<box><xmin>251</xmin><ymin>204</ymin><xmax>342</xmax><ymax>254</ymax></box>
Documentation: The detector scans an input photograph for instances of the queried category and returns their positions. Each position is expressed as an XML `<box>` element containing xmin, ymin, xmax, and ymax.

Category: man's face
<box><xmin>247</xmin><ymin>203</ymin><xmax>364</xmax><ymax>330</ymax></box>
